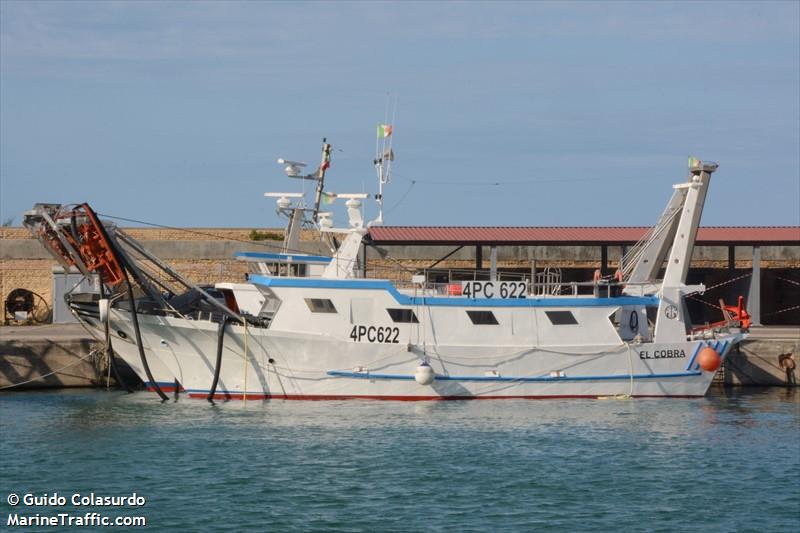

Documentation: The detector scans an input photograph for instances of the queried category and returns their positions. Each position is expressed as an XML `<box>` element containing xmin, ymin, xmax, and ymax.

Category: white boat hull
<box><xmin>98</xmin><ymin>312</ymin><xmax>741</xmax><ymax>400</ymax></box>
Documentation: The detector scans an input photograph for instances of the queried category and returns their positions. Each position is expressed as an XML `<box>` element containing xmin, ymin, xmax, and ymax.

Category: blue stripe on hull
<box><xmin>250</xmin><ymin>275</ymin><xmax>659</xmax><ymax>308</ymax></box>
<box><xmin>326</xmin><ymin>370</ymin><xmax>703</xmax><ymax>382</ymax></box>
<box><xmin>686</xmin><ymin>342</ymin><xmax>703</xmax><ymax>370</ymax></box>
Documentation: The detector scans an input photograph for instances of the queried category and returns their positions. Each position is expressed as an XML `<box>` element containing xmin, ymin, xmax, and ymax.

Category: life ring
<box><xmin>629</xmin><ymin>310</ymin><xmax>639</xmax><ymax>332</ymax></box>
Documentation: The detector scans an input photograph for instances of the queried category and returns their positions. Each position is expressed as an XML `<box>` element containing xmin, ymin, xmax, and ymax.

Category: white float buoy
<box><xmin>414</xmin><ymin>362</ymin><xmax>435</xmax><ymax>385</ymax></box>
<box><xmin>98</xmin><ymin>298</ymin><xmax>109</xmax><ymax>324</ymax></box>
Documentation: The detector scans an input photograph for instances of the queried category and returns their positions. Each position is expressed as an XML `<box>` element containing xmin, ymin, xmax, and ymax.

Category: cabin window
<box><xmin>305</xmin><ymin>298</ymin><xmax>337</xmax><ymax>314</ymax></box>
<box><xmin>467</xmin><ymin>310</ymin><xmax>499</xmax><ymax>325</ymax></box>
<box><xmin>387</xmin><ymin>308</ymin><xmax>419</xmax><ymax>323</ymax></box>
<box><xmin>545</xmin><ymin>310</ymin><xmax>578</xmax><ymax>325</ymax></box>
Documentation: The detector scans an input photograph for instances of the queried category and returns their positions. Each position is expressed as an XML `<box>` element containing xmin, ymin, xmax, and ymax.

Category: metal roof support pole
<box><xmin>601</xmin><ymin>245</ymin><xmax>608</xmax><ymax>276</ymax></box>
<box><xmin>475</xmin><ymin>245</ymin><xmax>482</xmax><ymax>271</ymax></box>
<box><xmin>490</xmin><ymin>246</ymin><xmax>497</xmax><ymax>281</ymax></box>
<box><xmin>748</xmin><ymin>245</ymin><xmax>762</xmax><ymax>326</ymax></box>
<box><xmin>361</xmin><ymin>243</ymin><xmax>367</xmax><ymax>279</ymax></box>
<box><xmin>728</xmin><ymin>246</ymin><xmax>735</xmax><ymax>271</ymax></box>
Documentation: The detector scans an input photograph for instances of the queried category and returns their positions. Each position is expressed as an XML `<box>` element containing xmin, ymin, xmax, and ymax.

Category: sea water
<box><xmin>1</xmin><ymin>388</ymin><xmax>798</xmax><ymax>532</ymax></box>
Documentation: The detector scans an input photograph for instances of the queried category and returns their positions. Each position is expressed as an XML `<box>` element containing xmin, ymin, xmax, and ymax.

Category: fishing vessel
<box><xmin>24</xmin><ymin>138</ymin><xmax>749</xmax><ymax>400</ymax></box>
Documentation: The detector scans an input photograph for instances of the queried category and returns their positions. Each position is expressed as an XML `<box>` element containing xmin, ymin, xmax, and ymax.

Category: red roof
<box><xmin>368</xmin><ymin>226</ymin><xmax>800</xmax><ymax>245</ymax></box>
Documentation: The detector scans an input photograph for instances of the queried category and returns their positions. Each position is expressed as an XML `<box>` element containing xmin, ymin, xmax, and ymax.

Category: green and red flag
<box><xmin>377</xmin><ymin>124</ymin><xmax>393</xmax><ymax>139</ymax></box>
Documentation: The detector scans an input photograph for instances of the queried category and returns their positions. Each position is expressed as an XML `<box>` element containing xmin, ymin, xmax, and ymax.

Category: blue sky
<box><xmin>1</xmin><ymin>1</ymin><xmax>798</xmax><ymax>228</ymax></box>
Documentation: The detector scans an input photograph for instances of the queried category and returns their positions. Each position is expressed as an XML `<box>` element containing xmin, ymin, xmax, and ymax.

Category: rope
<box><xmin>626</xmin><ymin>342</ymin><xmax>634</xmax><ymax>398</ymax></box>
<box><xmin>392</xmin><ymin>173</ymin><xmax>645</xmax><ymax>187</ymax></box>
<box><xmin>685</xmin><ymin>272</ymin><xmax>753</xmax><ymax>310</ymax></box>
<box><xmin>762</xmin><ymin>305</ymin><xmax>800</xmax><ymax>317</ymax></box>
<box><xmin>104</xmin><ymin>210</ymin><xmax>418</xmax><ymax>282</ymax></box>
<box><xmin>775</xmin><ymin>276</ymin><xmax>800</xmax><ymax>287</ymax></box>
<box><xmin>597</xmin><ymin>342</ymin><xmax>634</xmax><ymax>400</ymax></box>
<box><xmin>691</xmin><ymin>272</ymin><xmax>753</xmax><ymax>295</ymax></box>
<box><xmin>385</xmin><ymin>180</ymin><xmax>416</xmax><ymax>214</ymax></box>
<box><xmin>0</xmin><ymin>349</ymin><xmax>100</xmax><ymax>390</ymax></box>
<box><xmin>100</xmin><ymin>208</ymin><xmax>562</xmax><ymax>284</ymax></box>
<box><xmin>686</xmin><ymin>294</ymin><xmax>728</xmax><ymax>311</ymax></box>
<box><xmin>621</xmin><ymin>206</ymin><xmax>682</xmax><ymax>280</ymax></box>
<box><xmin>98</xmin><ymin>213</ymin><xmax>330</xmax><ymax>260</ymax></box>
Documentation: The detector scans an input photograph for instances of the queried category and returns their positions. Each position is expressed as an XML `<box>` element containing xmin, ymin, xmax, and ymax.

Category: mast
<box><xmin>372</xmin><ymin>124</ymin><xmax>393</xmax><ymax>226</ymax></box>
<box><xmin>653</xmin><ymin>158</ymin><xmax>717</xmax><ymax>342</ymax></box>
<box><xmin>311</xmin><ymin>139</ymin><xmax>332</xmax><ymax>224</ymax></box>
<box><xmin>270</xmin><ymin>139</ymin><xmax>332</xmax><ymax>251</ymax></box>
<box><xmin>661</xmin><ymin>160</ymin><xmax>717</xmax><ymax>286</ymax></box>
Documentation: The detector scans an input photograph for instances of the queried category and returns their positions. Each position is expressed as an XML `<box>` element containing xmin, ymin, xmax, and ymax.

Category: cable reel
<box><xmin>4</xmin><ymin>288</ymin><xmax>51</xmax><ymax>324</ymax></box>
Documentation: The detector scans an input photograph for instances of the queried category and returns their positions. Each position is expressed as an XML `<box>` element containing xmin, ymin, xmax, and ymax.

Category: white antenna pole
<box><xmin>386</xmin><ymin>95</ymin><xmax>397</xmax><ymax>183</ymax></box>
<box><xmin>374</xmin><ymin>146</ymin><xmax>384</xmax><ymax>226</ymax></box>
<box><xmin>371</xmin><ymin>95</ymin><xmax>396</xmax><ymax>227</ymax></box>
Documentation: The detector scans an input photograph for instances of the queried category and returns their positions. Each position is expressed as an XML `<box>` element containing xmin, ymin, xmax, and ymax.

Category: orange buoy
<box><xmin>697</xmin><ymin>347</ymin><xmax>722</xmax><ymax>372</ymax></box>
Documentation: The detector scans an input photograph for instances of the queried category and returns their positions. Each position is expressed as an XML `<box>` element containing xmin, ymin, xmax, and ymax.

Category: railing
<box><xmin>246</xmin><ymin>261</ymin><xmax>658</xmax><ymax>299</ymax></box>
<box><xmin>391</xmin><ymin>277</ymin><xmax>650</xmax><ymax>299</ymax></box>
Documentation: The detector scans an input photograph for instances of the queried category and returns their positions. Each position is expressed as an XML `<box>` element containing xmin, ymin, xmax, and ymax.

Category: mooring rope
<box><xmin>686</xmin><ymin>272</ymin><xmax>753</xmax><ymax>297</ymax></box>
<box><xmin>0</xmin><ymin>348</ymin><xmax>101</xmax><ymax>390</ymax></box>
<box><xmin>686</xmin><ymin>272</ymin><xmax>754</xmax><ymax>311</ymax></box>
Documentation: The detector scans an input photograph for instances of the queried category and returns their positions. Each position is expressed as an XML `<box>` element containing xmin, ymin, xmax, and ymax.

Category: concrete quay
<box><xmin>723</xmin><ymin>326</ymin><xmax>800</xmax><ymax>387</ymax></box>
<box><xmin>0</xmin><ymin>324</ymin><xmax>140</xmax><ymax>390</ymax></box>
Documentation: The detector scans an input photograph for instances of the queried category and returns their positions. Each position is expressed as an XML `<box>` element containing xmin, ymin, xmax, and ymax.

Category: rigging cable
<box><xmin>391</xmin><ymin>173</ymin><xmax>645</xmax><ymax>187</ymax></box>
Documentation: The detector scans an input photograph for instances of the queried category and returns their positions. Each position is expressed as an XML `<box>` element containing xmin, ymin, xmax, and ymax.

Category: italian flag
<box><xmin>377</xmin><ymin>124</ymin><xmax>392</xmax><ymax>138</ymax></box>
<box><xmin>688</xmin><ymin>156</ymin><xmax>701</xmax><ymax>168</ymax></box>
